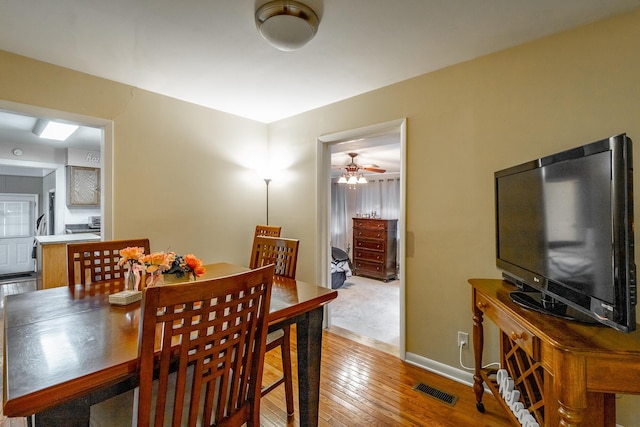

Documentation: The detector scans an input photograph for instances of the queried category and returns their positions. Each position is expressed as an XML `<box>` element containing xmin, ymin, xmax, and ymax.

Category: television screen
<box><xmin>495</xmin><ymin>134</ymin><xmax>636</xmax><ymax>332</ymax></box>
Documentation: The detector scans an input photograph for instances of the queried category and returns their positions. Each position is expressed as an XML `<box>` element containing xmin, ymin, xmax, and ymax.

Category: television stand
<box><xmin>470</xmin><ymin>278</ymin><xmax>640</xmax><ymax>426</ymax></box>
<box><xmin>509</xmin><ymin>290</ymin><xmax>599</xmax><ymax>324</ymax></box>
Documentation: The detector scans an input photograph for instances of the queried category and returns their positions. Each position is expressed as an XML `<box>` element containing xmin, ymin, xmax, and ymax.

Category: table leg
<box><xmin>32</xmin><ymin>376</ymin><xmax>137</xmax><ymax>426</ymax></box>
<box><xmin>33</xmin><ymin>396</ymin><xmax>90</xmax><ymax>426</ymax></box>
<box><xmin>472</xmin><ymin>304</ymin><xmax>485</xmax><ymax>412</ymax></box>
<box><xmin>554</xmin><ymin>350</ymin><xmax>587</xmax><ymax>426</ymax></box>
<box><xmin>295</xmin><ymin>306</ymin><xmax>324</xmax><ymax>427</ymax></box>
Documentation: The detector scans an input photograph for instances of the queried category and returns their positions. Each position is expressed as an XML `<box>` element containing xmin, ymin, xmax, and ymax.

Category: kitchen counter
<box><xmin>35</xmin><ymin>233</ymin><xmax>101</xmax><ymax>245</ymax></box>
<box><xmin>35</xmin><ymin>234</ymin><xmax>102</xmax><ymax>289</ymax></box>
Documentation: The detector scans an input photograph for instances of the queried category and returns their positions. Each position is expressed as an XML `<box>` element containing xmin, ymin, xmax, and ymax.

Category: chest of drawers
<box><xmin>352</xmin><ymin>218</ymin><xmax>397</xmax><ymax>282</ymax></box>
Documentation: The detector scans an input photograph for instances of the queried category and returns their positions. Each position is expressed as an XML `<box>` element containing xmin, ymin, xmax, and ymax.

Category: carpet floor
<box><xmin>330</xmin><ymin>274</ymin><xmax>400</xmax><ymax>347</ymax></box>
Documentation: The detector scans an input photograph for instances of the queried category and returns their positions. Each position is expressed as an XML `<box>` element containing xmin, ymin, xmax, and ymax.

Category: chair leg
<box><xmin>281</xmin><ymin>325</ymin><xmax>295</xmax><ymax>416</ymax></box>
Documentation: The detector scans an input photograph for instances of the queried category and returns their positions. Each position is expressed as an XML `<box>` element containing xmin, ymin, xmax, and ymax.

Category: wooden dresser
<box><xmin>352</xmin><ymin>218</ymin><xmax>397</xmax><ymax>282</ymax></box>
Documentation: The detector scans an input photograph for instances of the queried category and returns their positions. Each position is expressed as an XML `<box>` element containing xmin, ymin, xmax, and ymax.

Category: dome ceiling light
<box><xmin>255</xmin><ymin>1</ymin><xmax>320</xmax><ymax>51</ymax></box>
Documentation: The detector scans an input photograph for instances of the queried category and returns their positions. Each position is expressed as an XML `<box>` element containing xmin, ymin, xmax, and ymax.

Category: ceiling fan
<box><xmin>333</xmin><ymin>152</ymin><xmax>386</xmax><ymax>174</ymax></box>
<box><xmin>332</xmin><ymin>153</ymin><xmax>386</xmax><ymax>185</ymax></box>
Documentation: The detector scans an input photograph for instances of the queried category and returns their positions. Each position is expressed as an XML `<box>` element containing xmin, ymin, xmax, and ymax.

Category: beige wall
<box><xmin>268</xmin><ymin>8</ymin><xmax>640</xmax><ymax>424</ymax></box>
<box><xmin>0</xmin><ymin>50</ymin><xmax>270</xmax><ymax>268</ymax></box>
<box><xmin>2</xmin><ymin>6</ymin><xmax>640</xmax><ymax>424</ymax></box>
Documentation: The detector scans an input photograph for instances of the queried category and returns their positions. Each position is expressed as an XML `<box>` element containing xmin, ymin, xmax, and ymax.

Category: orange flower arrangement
<box><xmin>118</xmin><ymin>247</ymin><xmax>206</xmax><ymax>288</ymax></box>
<box><xmin>141</xmin><ymin>251</ymin><xmax>176</xmax><ymax>275</ymax></box>
<box><xmin>118</xmin><ymin>246</ymin><xmax>145</xmax><ymax>267</ymax></box>
<box><xmin>182</xmin><ymin>254</ymin><xmax>207</xmax><ymax>278</ymax></box>
<box><xmin>119</xmin><ymin>246</ymin><xmax>146</xmax><ymax>290</ymax></box>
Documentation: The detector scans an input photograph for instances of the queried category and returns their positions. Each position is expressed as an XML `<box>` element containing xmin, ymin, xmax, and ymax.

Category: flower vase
<box><xmin>163</xmin><ymin>272</ymin><xmax>195</xmax><ymax>285</ymax></box>
<box><xmin>146</xmin><ymin>271</ymin><xmax>164</xmax><ymax>288</ymax></box>
<box><xmin>125</xmin><ymin>270</ymin><xmax>137</xmax><ymax>291</ymax></box>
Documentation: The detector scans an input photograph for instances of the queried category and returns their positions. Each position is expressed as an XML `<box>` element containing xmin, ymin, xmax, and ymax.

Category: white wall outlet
<box><xmin>458</xmin><ymin>331</ymin><xmax>469</xmax><ymax>348</ymax></box>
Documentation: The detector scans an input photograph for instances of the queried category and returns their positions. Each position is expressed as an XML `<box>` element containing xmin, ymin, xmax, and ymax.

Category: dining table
<box><xmin>2</xmin><ymin>262</ymin><xmax>338</xmax><ymax>426</ymax></box>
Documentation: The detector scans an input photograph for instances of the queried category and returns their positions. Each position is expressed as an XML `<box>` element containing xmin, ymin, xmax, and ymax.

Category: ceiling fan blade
<box><xmin>362</xmin><ymin>167</ymin><xmax>386</xmax><ymax>173</ymax></box>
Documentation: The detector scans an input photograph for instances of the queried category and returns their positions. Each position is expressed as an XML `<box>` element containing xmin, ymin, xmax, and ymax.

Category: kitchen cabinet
<box><xmin>352</xmin><ymin>218</ymin><xmax>397</xmax><ymax>282</ymax></box>
<box><xmin>67</xmin><ymin>166</ymin><xmax>100</xmax><ymax>206</ymax></box>
<box><xmin>35</xmin><ymin>234</ymin><xmax>101</xmax><ymax>289</ymax></box>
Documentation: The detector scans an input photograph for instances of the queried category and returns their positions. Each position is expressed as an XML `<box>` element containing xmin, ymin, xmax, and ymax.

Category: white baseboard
<box><xmin>404</xmin><ymin>351</ymin><xmax>477</xmax><ymax>387</ymax></box>
<box><xmin>405</xmin><ymin>351</ymin><xmax>495</xmax><ymax>394</ymax></box>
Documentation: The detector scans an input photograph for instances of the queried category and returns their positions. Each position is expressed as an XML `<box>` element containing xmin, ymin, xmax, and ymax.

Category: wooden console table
<box><xmin>470</xmin><ymin>278</ymin><xmax>640</xmax><ymax>426</ymax></box>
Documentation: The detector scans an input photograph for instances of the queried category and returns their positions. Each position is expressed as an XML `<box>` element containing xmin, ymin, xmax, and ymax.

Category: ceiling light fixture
<box><xmin>338</xmin><ymin>171</ymin><xmax>367</xmax><ymax>189</ymax></box>
<box><xmin>255</xmin><ymin>0</ymin><xmax>319</xmax><ymax>51</ymax></box>
<box><xmin>33</xmin><ymin>119</ymin><xmax>79</xmax><ymax>141</ymax></box>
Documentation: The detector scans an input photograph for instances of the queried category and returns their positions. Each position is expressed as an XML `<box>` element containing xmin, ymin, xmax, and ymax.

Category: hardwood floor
<box><xmin>261</xmin><ymin>328</ymin><xmax>511</xmax><ymax>426</ymax></box>
<box><xmin>261</xmin><ymin>331</ymin><xmax>510</xmax><ymax>427</ymax></box>
<box><xmin>0</xmin><ymin>278</ymin><xmax>510</xmax><ymax>426</ymax></box>
<box><xmin>0</xmin><ymin>277</ymin><xmax>36</xmax><ymax>427</ymax></box>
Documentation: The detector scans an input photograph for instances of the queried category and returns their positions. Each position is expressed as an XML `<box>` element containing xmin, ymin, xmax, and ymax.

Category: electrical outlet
<box><xmin>458</xmin><ymin>331</ymin><xmax>469</xmax><ymax>348</ymax></box>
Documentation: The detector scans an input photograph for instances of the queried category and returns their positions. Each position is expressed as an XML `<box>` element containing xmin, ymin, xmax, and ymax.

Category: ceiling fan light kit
<box><xmin>255</xmin><ymin>0</ymin><xmax>320</xmax><ymax>51</ymax></box>
<box><xmin>334</xmin><ymin>152</ymin><xmax>386</xmax><ymax>188</ymax></box>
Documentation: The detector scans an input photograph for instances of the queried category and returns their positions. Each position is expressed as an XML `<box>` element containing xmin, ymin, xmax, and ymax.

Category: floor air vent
<box><xmin>413</xmin><ymin>383</ymin><xmax>458</xmax><ymax>406</ymax></box>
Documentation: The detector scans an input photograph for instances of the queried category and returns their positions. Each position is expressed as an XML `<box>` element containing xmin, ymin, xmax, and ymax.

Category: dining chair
<box><xmin>140</xmin><ymin>265</ymin><xmax>274</xmax><ymax>426</ymax></box>
<box><xmin>90</xmin><ymin>265</ymin><xmax>275</xmax><ymax>427</ymax></box>
<box><xmin>67</xmin><ymin>238</ymin><xmax>150</xmax><ymax>286</ymax></box>
<box><xmin>250</xmin><ymin>236</ymin><xmax>299</xmax><ymax>279</ymax></box>
<box><xmin>254</xmin><ymin>224</ymin><xmax>281</xmax><ymax>238</ymax></box>
<box><xmin>249</xmin><ymin>235</ymin><xmax>299</xmax><ymax>416</ymax></box>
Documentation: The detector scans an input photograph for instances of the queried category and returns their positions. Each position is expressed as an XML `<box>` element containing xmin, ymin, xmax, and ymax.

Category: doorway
<box><xmin>0</xmin><ymin>194</ymin><xmax>37</xmax><ymax>275</ymax></box>
<box><xmin>318</xmin><ymin>118</ymin><xmax>407</xmax><ymax>358</ymax></box>
<box><xmin>0</xmin><ymin>100</ymin><xmax>113</xmax><ymax>239</ymax></box>
<box><xmin>48</xmin><ymin>191</ymin><xmax>55</xmax><ymax>236</ymax></box>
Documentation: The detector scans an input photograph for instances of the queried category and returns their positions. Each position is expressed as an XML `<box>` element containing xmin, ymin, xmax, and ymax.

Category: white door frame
<box><xmin>317</xmin><ymin>118</ymin><xmax>407</xmax><ymax>359</ymax></box>
<box><xmin>0</xmin><ymin>100</ymin><xmax>113</xmax><ymax>240</ymax></box>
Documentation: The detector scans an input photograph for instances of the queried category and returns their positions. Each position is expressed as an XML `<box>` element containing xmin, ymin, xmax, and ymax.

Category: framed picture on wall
<box><xmin>67</xmin><ymin>166</ymin><xmax>100</xmax><ymax>206</ymax></box>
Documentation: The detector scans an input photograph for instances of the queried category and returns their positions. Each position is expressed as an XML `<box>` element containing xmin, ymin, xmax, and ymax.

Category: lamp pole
<box><xmin>264</xmin><ymin>178</ymin><xmax>271</xmax><ymax>225</ymax></box>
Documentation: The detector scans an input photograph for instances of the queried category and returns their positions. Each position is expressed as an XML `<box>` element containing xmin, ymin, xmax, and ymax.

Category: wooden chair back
<box><xmin>249</xmin><ymin>236</ymin><xmax>299</xmax><ymax>279</ymax></box>
<box><xmin>137</xmin><ymin>265</ymin><xmax>274</xmax><ymax>427</ymax></box>
<box><xmin>254</xmin><ymin>225</ymin><xmax>281</xmax><ymax>238</ymax></box>
<box><xmin>66</xmin><ymin>238</ymin><xmax>150</xmax><ymax>286</ymax></box>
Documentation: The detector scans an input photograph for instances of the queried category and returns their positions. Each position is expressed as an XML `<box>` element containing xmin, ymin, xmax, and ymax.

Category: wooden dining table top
<box><xmin>2</xmin><ymin>262</ymin><xmax>338</xmax><ymax>417</ymax></box>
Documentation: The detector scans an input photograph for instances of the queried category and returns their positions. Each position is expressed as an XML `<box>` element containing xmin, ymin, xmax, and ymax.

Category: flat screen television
<box><xmin>495</xmin><ymin>133</ymin><xmax>637</xmax><ymax>333</ymax></box>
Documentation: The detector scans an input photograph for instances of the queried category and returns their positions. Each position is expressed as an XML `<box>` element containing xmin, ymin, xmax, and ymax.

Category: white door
<box><xmin>0</xmin><ymin>194</ymin><xmax>36</xmax><ymax>275</ymax></box>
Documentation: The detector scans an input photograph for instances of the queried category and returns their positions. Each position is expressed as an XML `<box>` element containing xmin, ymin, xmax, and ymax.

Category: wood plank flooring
<box><xmin>261</xmin><ymin>327</ymin><xmax>511</xmax><ymax>426</ymax></box>
<box><xmin>0</xmin><ymin>278</ymin><xmax>510</xmax><ymax>426</ymax></box>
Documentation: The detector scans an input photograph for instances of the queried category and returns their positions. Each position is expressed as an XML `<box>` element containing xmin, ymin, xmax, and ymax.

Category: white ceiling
<box><xmin>1</xmin><ymin>0</ymin><xmax>639</xmax><ymax>124</ymax></box>
<box><xmin>0</xmin><ymin>110</ymin><xmax>101</xmax><ymax>151</ymax></box>
<box><xmin>1</xmin><ymin>1</ymin><xmax>639</xmax><ymax>175</ymax></box>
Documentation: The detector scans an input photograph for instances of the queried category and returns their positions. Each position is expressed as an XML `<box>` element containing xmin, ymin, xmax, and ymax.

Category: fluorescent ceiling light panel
<box><xmin>33</xmin><ymin>119</ymin><xmax>79</xmax><ymax>141</ymax></box>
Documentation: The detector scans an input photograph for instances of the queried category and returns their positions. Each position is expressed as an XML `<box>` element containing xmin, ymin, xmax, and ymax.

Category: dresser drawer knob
<box><xmin>476</xmin><ymin>302</ymin><xmax>487</xmax><ymax>310</ymax></box>
<box><xmin>510</xmin><ymin>332</ymin><xmax>524</xmax><ymax>341</ymax></box>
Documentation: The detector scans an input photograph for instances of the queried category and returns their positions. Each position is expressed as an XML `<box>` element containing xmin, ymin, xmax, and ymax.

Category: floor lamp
<box><xmin>264</xmin><ymin>178</ymin><xmax>271</xmax><ymax>225</ymax></box>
